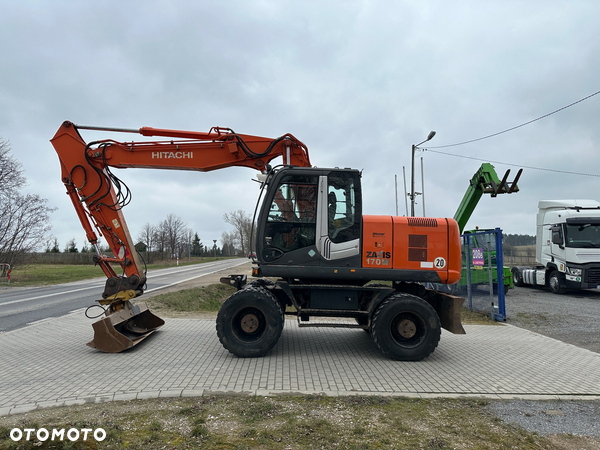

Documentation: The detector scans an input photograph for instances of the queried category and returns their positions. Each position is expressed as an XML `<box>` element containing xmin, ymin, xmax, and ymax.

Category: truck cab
<box><xmin>537</xmin><ymin>200</ymin><xmax>600</xmax><ymax>291</ymax></box>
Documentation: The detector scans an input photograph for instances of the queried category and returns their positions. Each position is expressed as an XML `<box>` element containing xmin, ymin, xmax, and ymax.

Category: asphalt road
<box><xmin>0</xmin><ymin>258</ymin><xmax>248</xmax><ymax>332</ymax></box>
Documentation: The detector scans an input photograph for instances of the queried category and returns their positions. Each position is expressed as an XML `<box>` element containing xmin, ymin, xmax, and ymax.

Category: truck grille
<box><xmin>587</xmin><ymin>268</ymin><xmax>600</xmax><ymax>284</ymax></box>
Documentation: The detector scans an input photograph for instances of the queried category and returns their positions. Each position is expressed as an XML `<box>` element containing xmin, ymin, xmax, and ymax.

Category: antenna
<box><xmin>421</xmin><ymin>157</ymin><xmax>425</xmax><ymax>216</ymax></box>
<box><xmin>402</xmin><ymin>166</ymin><xmax>408</xmax><ymax>216</ymax></box>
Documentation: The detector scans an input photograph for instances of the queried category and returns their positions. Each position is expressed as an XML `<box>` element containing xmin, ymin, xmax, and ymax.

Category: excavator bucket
<box><xmin>87</xmin><ymin>302</ymin><xmax>165</xmax><ymax>353</ymax></box>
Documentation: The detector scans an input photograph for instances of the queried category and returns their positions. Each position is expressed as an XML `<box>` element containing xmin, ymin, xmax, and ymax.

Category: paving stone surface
<box><xmin>1</xmin><ymin>311</ymin><xmax>599</xmax><ymax>415</ymax></box>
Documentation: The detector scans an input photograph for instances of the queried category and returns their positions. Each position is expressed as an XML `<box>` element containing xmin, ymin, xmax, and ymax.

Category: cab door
<box><xmin>316</xmin><ymin>170</ymin><xmax>361</xmax><ymax>264</ymax></box>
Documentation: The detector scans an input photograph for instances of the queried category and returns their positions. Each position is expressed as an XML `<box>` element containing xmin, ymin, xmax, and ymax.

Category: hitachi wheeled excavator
<box><xmin>51</xmin><ymin>121</ymin><xmax>465</xmax><ymax>361</ymax></box>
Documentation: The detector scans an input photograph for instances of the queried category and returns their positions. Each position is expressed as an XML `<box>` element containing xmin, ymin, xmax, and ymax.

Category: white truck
<box><xmin>512</xmin><ymin>200</ymin><xmax>600</xmax><ymax>294</ymax></box>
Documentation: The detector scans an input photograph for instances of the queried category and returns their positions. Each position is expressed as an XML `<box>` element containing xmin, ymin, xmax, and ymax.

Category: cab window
<box><xmin>327</xmin><ymin>171</ymin><xmax>361</xmax><ymax>244</ymax></box>
<box><xmin>266</xmin><ymin>175</ymin><xmax>318</xmax><ymax>252</ymax></box>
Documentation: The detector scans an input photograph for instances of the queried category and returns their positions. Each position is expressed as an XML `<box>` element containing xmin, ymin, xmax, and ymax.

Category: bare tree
<box><xmin>179</xmin><ymin>228</ymin><xmax>194</xmax><ymax>260</ymax></box>
<box><xmin>137</xmin><ymin>222</ymin><xmax>156</xmax><ymax>262</ymax></box>
<box><xmin>0</xmin><ymin>139</ymin><xmax>26</xmax><ymax>190</ymax></box>
<box><xmin>0</xmin><ymin>140</ymin><xmax>54</xmax><ymax>266</ymax></box>
<box><xmin>137</xmin><ymin>223</ymin><xmax>156</xmax><ymax>252</ymax></box>
<box><xmin>153</xmin><ymin>221</ymin><xmax>167</xmax><ymax>257</ymax></box>
<box><xmin>221</xmin><ymin>230</ymin><xmax>238</xmax><ymax>256</ymax></box>
<box><xmin>162</xmin><ymin>214</ymin><xmax>187</xmax><ymax>258</ymax></box>
<box><xmin>223</xmin><ymin>210</ymin><xmax>254</xmax><ymax>255</ymax></box>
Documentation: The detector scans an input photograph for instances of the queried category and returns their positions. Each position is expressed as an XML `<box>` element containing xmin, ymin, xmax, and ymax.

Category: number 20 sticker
<box><xmin>434</xmin><ymin>257</ymin><xmax>446</xmax><ymax>268</ymax></box>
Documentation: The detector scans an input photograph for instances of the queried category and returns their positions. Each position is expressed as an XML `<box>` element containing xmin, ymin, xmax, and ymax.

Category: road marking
<box><xmin>0</xmin><ymin>284</ymin><xmax>105</xmax><ymax>306</ymax></box>
<box><xmin>1</xmin><ymin>260</ymin><xmax>249</xmax><ymax>306</ymax></box>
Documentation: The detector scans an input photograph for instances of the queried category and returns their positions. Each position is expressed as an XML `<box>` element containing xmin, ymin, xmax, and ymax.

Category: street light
<box><xmin>410</xmin><ymin>131</ymin><xmax>436</xmax><ymax>216</ymax></box>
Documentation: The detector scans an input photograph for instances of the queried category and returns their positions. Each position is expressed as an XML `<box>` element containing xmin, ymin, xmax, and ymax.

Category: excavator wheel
<box><xmin>371</xmin><ymin>293</ymin><xmax>441</xmax><ymax>361</ymax></box>
<box><xmin>216</xmin><ymin>286</ymin><xmax>284</xmax><ymax>357</ymax></box>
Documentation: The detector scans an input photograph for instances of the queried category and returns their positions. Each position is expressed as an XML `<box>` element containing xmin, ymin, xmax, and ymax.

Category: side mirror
<box><xmin>551</xmin><ymin>225</ymin><xmax>564</xmax><ymax>249</ymax></box>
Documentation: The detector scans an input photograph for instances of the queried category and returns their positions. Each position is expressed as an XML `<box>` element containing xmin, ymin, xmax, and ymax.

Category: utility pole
<box><xmin>410</xmin><ymin>131</ymin><xmax>436</xmax><ymax>216</ymax></box>
<box><xmin>395</xmin><ymin>174</ymin><xmax>398</xmax><ymax>216</ymax></box>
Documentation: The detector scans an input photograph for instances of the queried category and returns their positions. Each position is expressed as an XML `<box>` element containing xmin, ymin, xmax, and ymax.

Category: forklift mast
<box><xmin>453</xmin><ymin>163</ymin><xmax>522</xmax><ymax>234</ymax></box>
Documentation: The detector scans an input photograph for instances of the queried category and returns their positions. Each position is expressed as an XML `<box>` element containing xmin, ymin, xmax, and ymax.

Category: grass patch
<box><xmin>0</xmin><ymin>395</ymin><xmax>576</xmax><ymax>450</ymax></box>
<box><xmin>8</xmin><ymin>264</ymin><xmax>105</xmax><ymax>286</ymax></box>
<box><xmin>514</xmin><ymin>311</ymin><xmax>550</xmax><ymax>326</ymax></box>
<box><xmin>6</xmin><ymin>258</ymin><xmax>234</xmax><ymax>287</ymax></box>
<box><xmin>146</xmin><ymin>284</ymin><xmax>237</xmax><ymax>312</ymax></box>
<box><xmin>461</xmin><ymin>307</ymin><xmax>499</xmax><ymax>325</ymax></box>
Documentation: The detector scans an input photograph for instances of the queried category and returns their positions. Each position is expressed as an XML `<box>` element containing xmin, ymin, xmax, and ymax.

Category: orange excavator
<box><xmin>52</xmin><ymin>121</ymin><xmax>464</xmax><ymax>360</ymax></box>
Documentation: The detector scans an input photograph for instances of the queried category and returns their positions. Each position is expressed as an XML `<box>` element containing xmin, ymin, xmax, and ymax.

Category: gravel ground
<box><xmin>504</xmin><ymin>285</ymin><xmax>600</xmax><ymax>354</ymax></box>
<box><xmin>478</xmin><ymin>285</ymin><xmax>600</xmax><ymax>441</ymax></box>
<box><xmin>486</xmin><ymin>400</ymin><xmax>600</xmax><ymax>438</ymax></box>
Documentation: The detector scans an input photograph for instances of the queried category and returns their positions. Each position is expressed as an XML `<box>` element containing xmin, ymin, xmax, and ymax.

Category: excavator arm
<box><xmin>50</xmin><ymin>120</ymin><xmax>310</xmax><ymax>352</ymax></box>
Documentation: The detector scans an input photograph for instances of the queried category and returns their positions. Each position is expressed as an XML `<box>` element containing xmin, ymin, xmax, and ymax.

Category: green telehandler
<box><xmin>452</xmin><ymin>163</ymin><xmax>522</xmax><ymax>294</ymax></box>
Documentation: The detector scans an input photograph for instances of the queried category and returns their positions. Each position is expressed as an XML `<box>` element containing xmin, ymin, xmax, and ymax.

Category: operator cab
<box><xmin>256</xmin><ymin>167</ymin><xmax>362</xmax><ymax>276</ymax></box>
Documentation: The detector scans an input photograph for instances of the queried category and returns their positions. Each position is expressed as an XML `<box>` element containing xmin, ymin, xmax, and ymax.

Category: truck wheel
<box><xmin>371</xmin><ymin>293</ymin><xmax>441</xmax><ymax>361</ymax></box>
<box><xmin>216</xmin><ymin>287</ymin><xmax>284</xmax><ymax>357</ymax></box>
<box><xmin>512</xmin><ymin>268</ymin><xmax>524</xmax><ymax>287</ymax></box>
<box><xmin>548</xmin><ymin>270</ymin><xmax>566</xmax><ymax>294</ymax></box>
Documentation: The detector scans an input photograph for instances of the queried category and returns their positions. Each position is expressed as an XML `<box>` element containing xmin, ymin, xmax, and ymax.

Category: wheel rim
<box><xmin>550</xmin><ymin>275</ymin><xmax>559</xmax><ymax>292</ymax></box>
<box><xmin>240</xmin><ymin>313</ymin><xmax>260</xmax><ymax>333</ymax></box>
<box><xmin>390</xmin><ymin>312</ymin><xmax>426</xmax><ymax>348</ymax></box>
<box><xmin>232</xmin><ymin>307</ymin><xmax>266</xmax><ymax>342</ymax></box>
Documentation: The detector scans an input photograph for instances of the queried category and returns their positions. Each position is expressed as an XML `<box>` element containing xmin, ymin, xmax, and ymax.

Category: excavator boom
<box><xmin>51</xmin><ymin>121</ymin><xmax>311</xmax><ymax>352</ymax></box>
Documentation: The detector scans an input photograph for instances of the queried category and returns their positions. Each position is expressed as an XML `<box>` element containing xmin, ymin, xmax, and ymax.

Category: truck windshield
<box><xmin>565</xmin><ymin>223</ymin><xmax>600</xmax><ymax>248</ymax></box>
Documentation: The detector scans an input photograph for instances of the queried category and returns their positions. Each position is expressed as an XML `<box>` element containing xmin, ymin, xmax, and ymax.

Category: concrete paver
<box><xmin>1</xmin><ymin>310</ymin><xmax>599</xmax><ymax>416</ymax></box>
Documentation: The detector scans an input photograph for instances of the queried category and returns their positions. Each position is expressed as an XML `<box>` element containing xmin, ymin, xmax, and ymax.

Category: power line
<box><xmin>424</xmin><ymin>89</ymin><xmax>600</xmax><ymax>149</ymax></box>
<box><xmin>424</xmin><ymin>148</ymin><xmax>600</xmax><ymax>178</ymax></box>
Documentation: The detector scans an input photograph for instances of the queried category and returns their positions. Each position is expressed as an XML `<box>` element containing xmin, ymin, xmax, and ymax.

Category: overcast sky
<box><xmin>1</xmin><ymin>1</ymin><xmax>599</xmax><ymax>251</ymax></box>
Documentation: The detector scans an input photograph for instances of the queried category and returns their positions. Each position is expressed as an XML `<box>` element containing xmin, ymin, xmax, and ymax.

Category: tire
<box><xmin>512</xmin><ymin>268</ymin><xmax>524</xmax><ymax>287</ymax></box>
<box><xmin>371</xmin><ymin>293</ymin><xmax>441</xmax><ymax>361</ymax></box>
<box><xmin>548</xmin><ymin>270</ymin><xmax>566</xmax><ymax>294</ymax></box>
<box><xmin>216</xmin><ymin>286</ymin><xmax>284</xmax><ymax>357</ymax></box>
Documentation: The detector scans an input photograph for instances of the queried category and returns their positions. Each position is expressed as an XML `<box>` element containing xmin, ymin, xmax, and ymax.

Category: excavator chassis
<box><xmin>219</xmin><ymin>276</ymin><xmax>465</xmax><ymax>361</ymax></box>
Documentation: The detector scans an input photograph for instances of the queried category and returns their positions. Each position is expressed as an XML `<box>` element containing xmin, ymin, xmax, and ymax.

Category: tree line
<box><xmin>135</xmin><ymin>210</ymin><xmax>255</xmax><ymax>260</ymax></box>
<box><xmin>44</xmin><ymin>209</ymin><xmax>256</xmax><ymax>262</ymax></box>
<box><xmin>502</xmin><ymin>233</ymin><xmax>535</xmax><ymax>247</ymax></box>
